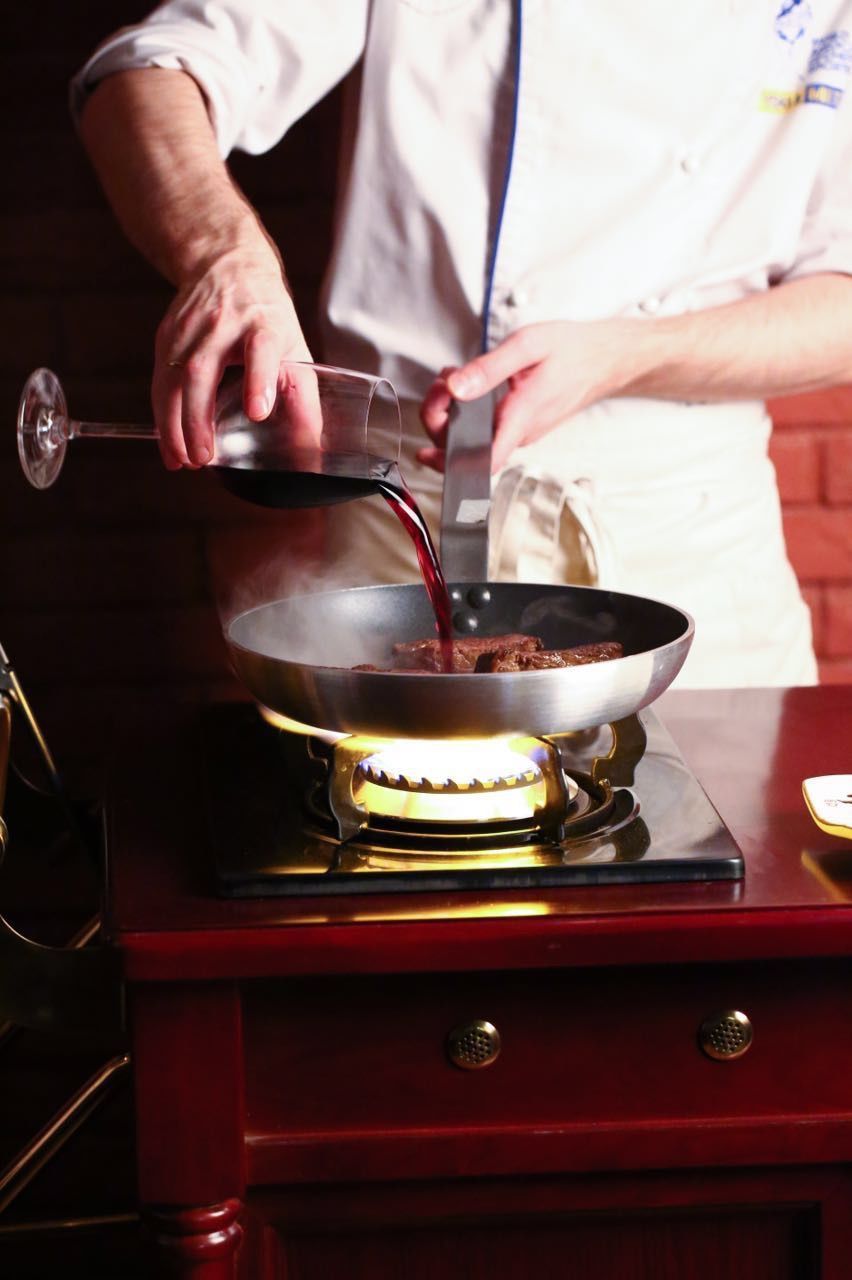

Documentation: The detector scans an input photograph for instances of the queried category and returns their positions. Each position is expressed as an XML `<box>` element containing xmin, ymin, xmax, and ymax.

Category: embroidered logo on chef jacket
<box><xmin>760</xmin><ymin>79</ymin><xmax>845</xmax><ymax>111</ymax></box>
<box><xmin>760</xmin><ymin>24</ymin><xmax>851</xmax><ymax>112</ymax></box>
<box><xmin>809</xmin><ymin>30</ymin><xmax>852</xmax><ymax>73</ymax></box>
<box><xmin>803</xmin><ymin>81</ymin><xmax>844</xmax><ymax>106</ymax></box>
<box><xmin>759</xmin><ymin>86</ymin><xmax>804</xmax><ymax>111</ymax></box>
<box><xmin>775</xmin><ymin>0</ymin><xmax>813</xmax><ymax>45</ymax></box>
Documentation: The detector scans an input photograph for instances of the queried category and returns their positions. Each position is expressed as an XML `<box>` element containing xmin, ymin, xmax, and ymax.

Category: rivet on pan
<box><xmin>466</xmin><ymin>586</ymin><xmax>491</xmax><ymax>609</ymax></box>
<box><xmin>452</xmin><ymin>611</ymin><xmax>480</xmax><ymax>633</ymax></box>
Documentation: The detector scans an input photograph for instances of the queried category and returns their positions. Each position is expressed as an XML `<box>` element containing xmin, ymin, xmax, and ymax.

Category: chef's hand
<box><xmin>418</xmin><ymin>319</ymin><xmax>641</xmax><ymax>473</ymax></box>
<box><xmin>152</xmin><ymin>244</ymin><xmax>314</xmax><ymax>469</ymax></box>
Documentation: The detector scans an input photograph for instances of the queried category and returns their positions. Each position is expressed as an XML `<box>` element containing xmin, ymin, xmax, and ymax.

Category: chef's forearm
<box><xmin>625</xmin><ymin>273</ymin><xmax>852</xmax><ymax>401</ymax></box>
<box><xmin>78</xmin><ymin>68</ymin><xmax>280</xmax><ymax>286</ymax></box>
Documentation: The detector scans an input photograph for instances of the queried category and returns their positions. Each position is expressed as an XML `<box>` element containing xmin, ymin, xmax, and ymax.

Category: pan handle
<box><xmin>439</xmin><ymin>394</ymin><xmax>494</xmax><ymax>583</ymax></box>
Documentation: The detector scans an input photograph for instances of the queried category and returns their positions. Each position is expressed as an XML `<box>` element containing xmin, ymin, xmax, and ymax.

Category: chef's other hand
<box><xmin>152</xmin><ymin>244</ymin><xmax>313</xmax><ymax>469</ymax></box>
<box><xmin>418</xmin><ymin>319</ymin><xmax>643</xmax><ymax>473</ymax></box>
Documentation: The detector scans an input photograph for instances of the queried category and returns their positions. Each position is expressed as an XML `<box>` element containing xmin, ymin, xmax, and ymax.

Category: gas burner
<box><xmin>202</xmin><ymin>705</ymin><xmax>745</xmax><ymax>895</ymax></box>
<box><xmin>349</xmin><ymin>739</ymin><xmax>582</xmax><ymax>829</ymax></box>
<box><xmin>311</xmin><ymin>768</ymin><xmax>634</xmax><ymax>866</ymax></box>
<box><xmin>357</xmin><ymin>748</ymin><xmax>544</xmax><ymax>794</ymax></box>
<box><xmin>313</xmin><ymin>732</ymin><xmax>585</xmax><ymax>842</ymax></box>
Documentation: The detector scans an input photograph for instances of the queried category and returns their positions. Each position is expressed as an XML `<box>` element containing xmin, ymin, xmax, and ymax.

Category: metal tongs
<box><xmin>439</xmin><ymin>394</ymin><xmax>494</xmax><ymax>584</ymax></box>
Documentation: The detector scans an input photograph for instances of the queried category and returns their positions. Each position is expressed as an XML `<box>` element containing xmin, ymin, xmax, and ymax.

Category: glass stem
<box><xmin>71</xmin><ymin>418</ymin><xmax>159</xmax><ymax>442</ymax></box>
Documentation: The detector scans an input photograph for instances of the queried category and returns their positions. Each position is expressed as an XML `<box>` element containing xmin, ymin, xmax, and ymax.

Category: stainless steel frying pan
<box><xmin>225</xmin><ymin>396</ymin><xmax>694</xmax><ymax>737</ymax></box>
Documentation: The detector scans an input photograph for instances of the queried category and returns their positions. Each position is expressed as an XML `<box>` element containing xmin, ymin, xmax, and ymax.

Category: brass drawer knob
<box><xmin>699</xmin><ymin>1010</ymin><xmax>753</xmax><ymax>1061</ymax></box>
<box><xmin>447</xmin><ymin>1020</ymin><xmax>501</xmax><ymax>1070</ymax></box>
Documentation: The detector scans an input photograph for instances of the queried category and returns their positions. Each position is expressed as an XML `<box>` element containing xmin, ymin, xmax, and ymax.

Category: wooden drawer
<box><xmin>242</xmin><ymin>958</ymin><xmax>852</xmax><ymax>1182</ymax></box>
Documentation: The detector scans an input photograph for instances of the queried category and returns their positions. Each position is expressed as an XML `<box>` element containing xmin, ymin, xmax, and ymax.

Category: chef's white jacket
<box><xmin>74</xmin><ymin>0</ymin><xmax>852</xmax><ymax>685</ymax></box>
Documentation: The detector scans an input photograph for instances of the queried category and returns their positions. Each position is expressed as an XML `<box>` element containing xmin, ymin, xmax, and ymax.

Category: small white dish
<box><xmin>802</xmin><ymin>775</ymin><xmax>852</xmax><ymax>840</ymax></box>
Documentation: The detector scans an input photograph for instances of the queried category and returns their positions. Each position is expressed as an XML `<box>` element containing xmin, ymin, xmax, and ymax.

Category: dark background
<box><xmin>1</xmin><ymin>4</ymin><xmax>342</xmax><ymax>785</ymax></box>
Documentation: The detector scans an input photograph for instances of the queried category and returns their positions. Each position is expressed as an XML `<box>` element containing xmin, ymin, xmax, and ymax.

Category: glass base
<box><xmin>17</xmin><ymin>368</ymin><xmax>68</xmax><ymax>489</ymax></box>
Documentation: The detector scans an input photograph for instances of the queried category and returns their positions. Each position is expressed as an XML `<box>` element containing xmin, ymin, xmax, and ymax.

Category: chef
<box><xmin>72</xmin><ymin>1</ymin><xmax>852</xmax><ymax>687</ymax></box>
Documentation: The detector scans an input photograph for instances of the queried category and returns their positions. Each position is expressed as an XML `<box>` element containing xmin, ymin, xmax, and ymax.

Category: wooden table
<box><xmin>105</xmin><ymin>685</ymin><xmax>852</xmax><ymax>1278</ymax></box>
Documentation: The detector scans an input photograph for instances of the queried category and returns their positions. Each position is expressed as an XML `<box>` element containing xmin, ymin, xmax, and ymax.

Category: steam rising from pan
<box><xmin>209</xmin><ymin>498</ymin><xmax>417</xmax><ymax>669</ymax></box>
<box><xmin>230</xmin><ymin>592</ymin><xmax>392</xmax><ymax>668</ymax></box>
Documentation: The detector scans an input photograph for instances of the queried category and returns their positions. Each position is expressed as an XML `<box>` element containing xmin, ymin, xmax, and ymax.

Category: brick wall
<box><xmin>2</xmin><ymin>7</ymin><xmax>851</xmax><ymax>779</ymax></box>
<box><xmin>768</xmin><ymin>390</ymin><xmax>852</xmax><ymax>684</ymax></box>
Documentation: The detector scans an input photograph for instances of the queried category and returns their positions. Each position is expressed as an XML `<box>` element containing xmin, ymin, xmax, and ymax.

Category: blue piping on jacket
<box><xmin>481</xmin><ymin>0</ymin><xmax>523</xmax><ymax>353</ymax></box>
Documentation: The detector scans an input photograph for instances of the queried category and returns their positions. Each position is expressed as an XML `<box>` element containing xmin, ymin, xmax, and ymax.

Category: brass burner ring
<box><xmin>357</xmin><ymin>758</ymin><xmax>545</xmax><ymax>795</ymax></box>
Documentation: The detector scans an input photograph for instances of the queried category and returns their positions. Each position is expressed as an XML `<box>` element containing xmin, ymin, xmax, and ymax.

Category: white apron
<box><xmin>325</xmin><ymin>396</ymin><xmax>817</xmax><ymax>690</ymax></box>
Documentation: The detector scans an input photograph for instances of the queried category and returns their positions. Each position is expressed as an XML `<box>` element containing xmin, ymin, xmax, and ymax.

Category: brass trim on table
<box><xmin>0</xmin><ymin>1213</ymin><xmax>140</xmax><ymax>1238</ymax></box>
<box><xmin>0</xmin><ymin>1053</ymin><xmax>132</xmax><ymax>1217</ymax></box>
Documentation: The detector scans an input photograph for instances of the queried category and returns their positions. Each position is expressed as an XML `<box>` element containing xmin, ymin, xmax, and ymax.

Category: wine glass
<box><xmin>17</xmin><ymin>362</ymin><xmax>402</xmax><ymax>508</ymax></box>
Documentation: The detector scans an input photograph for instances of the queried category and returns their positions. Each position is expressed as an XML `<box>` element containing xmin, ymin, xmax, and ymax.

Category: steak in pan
<box><xmin>391</xmin><ymin>633</ymin><xmax>543</xmax><ymax>673</ymax></box>
<box><xmin>352</xmin><ymin>635</ymin><xmax>622</xmax><ymax>674</ymax></box>
<box><xmin>474</xmin><ymin>641</ymin><xmax>623</xmax><ymax>672</ymax></box>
